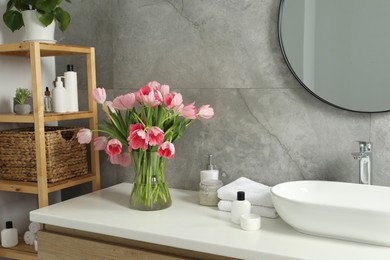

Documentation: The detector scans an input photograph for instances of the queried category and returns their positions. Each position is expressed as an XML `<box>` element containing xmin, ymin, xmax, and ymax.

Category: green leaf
<box><xmin>36</xmin><ymin>10</ymin><xmax>54</xmax><ymax>26</ymax></box>
<box><xmin>35</xmin><ymin>0</ymin><xmax>57</xmax><ymax>12</ymax></box>
<box><xmin>54</xmin><ymin>7</ymin><xmax>70</xmax><ymax>32</ymax></box>
<box><xmin>6</xmin><ymin>0</ymin><xmax>15</xmax><ymax>11</ymax></box>
<box><xmin>21</xmin><ymin>0</ymin><xmax>37</xmax><ymax>7</ymax></box>
<box><xmin>3</xmin><ymin>10</ymin><xmax>24</xmax><ymax>31</ymax></box>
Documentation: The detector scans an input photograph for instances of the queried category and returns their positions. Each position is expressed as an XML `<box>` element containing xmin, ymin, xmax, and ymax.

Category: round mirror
<box><xmin>279</xmin><ymin>0</ymin><xmax>390</xmax><ymax>113</ymax></box>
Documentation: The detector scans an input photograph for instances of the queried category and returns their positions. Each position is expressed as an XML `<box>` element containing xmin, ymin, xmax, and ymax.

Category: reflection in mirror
<box><xmin>279</xmin><ymin>0</ymin><xmax>390</xmax><ymax>112</ymax></box>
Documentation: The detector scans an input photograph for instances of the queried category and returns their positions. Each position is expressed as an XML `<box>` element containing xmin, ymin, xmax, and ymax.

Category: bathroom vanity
<box><xmin>30</xmin><ymin>183</ymin><xmax>390</xmax><ymax>260</ymax></box>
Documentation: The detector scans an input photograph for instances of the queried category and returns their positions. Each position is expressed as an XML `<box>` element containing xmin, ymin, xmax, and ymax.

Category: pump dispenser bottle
<box><xmin>200</xmin><ymin>155</ymin><xmax>219</xmax><ymax>181</ymax></box>
<box><xmin>231</xmin><ymin>191</ymin><xmax>251</xmax><ymax>224</ymax></box>
<box><xmin>1</xmin><ymin>221</ymin><xmax>18</xmax><ymax>248</ymax></box>
<box><xmin>53</xmin><ymin>77</ymin><xmax>67</xmax><ymax>113</ymax></box>
<box><xmin>64</xmin><ymin>64</ymin><xmax>78</xmax><ymax>112</ymax></box>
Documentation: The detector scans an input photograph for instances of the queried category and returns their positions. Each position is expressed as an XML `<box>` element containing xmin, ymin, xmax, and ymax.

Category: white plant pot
<box><xmin>21</xmin><ymin>10</ymin><xmax>55</xmax><ymax>43</ymax></box>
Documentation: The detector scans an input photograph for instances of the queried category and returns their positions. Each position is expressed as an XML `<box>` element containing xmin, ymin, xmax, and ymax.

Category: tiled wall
<box><xmin>57</xmin><ymin>0</ymin><xmax>390</xmax><ymax>194</ymax></box>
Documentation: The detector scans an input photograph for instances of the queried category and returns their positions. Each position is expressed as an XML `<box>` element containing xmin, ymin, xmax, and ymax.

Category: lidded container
<box><xmin>199</xmin><ymin>179</ymin><xmax>223</xmax><ymax>206</ymax></box>
<box><xmin>1</xmin><ymin>221</ymin><xmax>18</xmax><ymax>248</ymax></box>
<box><xmin>231</xmin><ymin>191</ymin><xmax>251</xmax><ymax>224</ymax></box>
<box><xmin>64</xmin><ymin>64</ymin><xmax>79</xmax><ymax>112</ymax></box>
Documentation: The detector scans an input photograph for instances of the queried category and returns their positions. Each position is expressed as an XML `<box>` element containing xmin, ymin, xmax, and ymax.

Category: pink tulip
<box><xmin>77</xmin><ymin>128</ymin><xmax>92</xmax><ymax>144</ymax></box>
<box><xmin>105</xmin><ymin>139</ymin><xmax>122</xmax><ymax>157</ymax></box>
<box><xmin>91</xmin><ymin>87</ymin><xmax>106</xmax><ymax>104</ymax></box>
<box><xmin>198</xmin><ymin>105</ymin><xmax>214</xmax><ymax>120</ymax></box>
<box><xmin>128</xmin><ymin>123</ymin><xmax>148</xmax><ymax>150</ymax></box>
<box><xmin>164</xmin><ymin>92</ymin><xmax>183</xmax><ymax>110</ymax></box>
<box><xmin>147</xmin><ymin>81</ymin><xmax>161</xmax><ymax>89</ymax></box>
<box><xmin>112</xmin><ymin>93</ymin><xmax>136</xmax><ymax>110</ymax></box>
<box><xmin>146</xmin><ymin>126</ymin><xmax>164</xmax><ymax>146</ymax></box>
<box><xmin>157</xmin><ymin>142</ymin><xmax>175</xmax><ymax>159</ymax></box>
<box><xmin>134</xmin><ymin>91</ymin><xmax>142</xmax><ymax>104</ymax></box>
<box><xmin>159</xmin><ymin>85</ymin><xmax>170</xmax><ymax>97</ymax></box>
<box><xmin>180</xmin><ymin>102</ymin><xmax>197</xmax><ymax>119</ymax></box>
<box><xmin>148</xmin><ymin>81</ymin><xmax>170</xmax><ymax>98</ymax></box>
<box><xmin>109</xmin><ymin>152</ymin><xmax>132</xmax><ymax>167</ymax></box>
<box><xmin>93</xmin><ymin>136</ymin><xmax>108</xmax><ymax>150</ymax></box>
<box><xmin>139</xmin><ymin>85</ymin><xmax>161</xmax><ymax>107</ymax></box>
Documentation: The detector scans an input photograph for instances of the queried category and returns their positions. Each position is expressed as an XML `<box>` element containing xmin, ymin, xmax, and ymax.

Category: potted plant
<box><xmin>3</xmin><ymin>0</ymin><xmax>71</xmax><ymax>42</ymax></box>
<box><xmin>14</xmin><ymin>88</ymin><xmax>32</xmax><ymax>115</ymax></box>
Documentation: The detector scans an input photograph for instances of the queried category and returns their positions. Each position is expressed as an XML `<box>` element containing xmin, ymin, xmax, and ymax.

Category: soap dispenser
<box><xmin>200</xmin><ymin>154</ymin><xmax>219</xmax><ymax>181</ymax></box>
<box><xmin>52</xmin><ymin>76</ymin><xmax>67</xmax><ymax>113</ymax></box>
<box><xmin>1</xmin><ymin>221</ymin><xmax>18</xmax><ymax>248</ymax></box>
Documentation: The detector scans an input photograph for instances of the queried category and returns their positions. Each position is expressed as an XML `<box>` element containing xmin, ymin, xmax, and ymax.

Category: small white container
<box><xmin>240</xmin><ymin>213</ymin><xmax>261</xmax><ymax>231</ymax></box>
<box><xmin>1</xmin><ymin>221</ymin><xmax>18</xmax><ymax>248</ymax></box>
<box><xmin>231</xmin><ymin>191</ymin><xmax>251</xmax><ymax>224</ymax></box>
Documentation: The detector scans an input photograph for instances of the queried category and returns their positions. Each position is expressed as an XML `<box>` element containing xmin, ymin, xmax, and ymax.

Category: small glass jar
<box><xmin>199</xmin><ymin>179</ymin><xmax>223</xmax><ymax>206</ymax></box>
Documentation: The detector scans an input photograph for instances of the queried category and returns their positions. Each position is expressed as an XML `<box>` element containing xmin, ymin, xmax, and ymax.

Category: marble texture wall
<box><xmin>57</xmin><ymin>0</ymin><xmax>390</xmax><ymax>193</ymax></box>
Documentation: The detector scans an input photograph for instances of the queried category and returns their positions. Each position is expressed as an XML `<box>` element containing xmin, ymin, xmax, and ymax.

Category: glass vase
<box><xmin>129</xmin><ymin>150</ymin><xmax>172</xmax><ymax>211</ymax></box>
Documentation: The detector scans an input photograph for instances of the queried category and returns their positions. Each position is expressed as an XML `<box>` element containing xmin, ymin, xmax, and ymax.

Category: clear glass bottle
<box><xmin>199</xmin><ymin>179</ymin><xmax>223</xmax><ymax>206</ymax></box>
<box><xmin>44</xmin><ymin>87</ymin><xmax>52</xmax><ymax>113</ymax></box>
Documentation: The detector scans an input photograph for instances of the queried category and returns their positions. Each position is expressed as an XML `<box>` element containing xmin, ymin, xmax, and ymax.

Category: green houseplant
<box><xmin>14</xmin><ymin>88</ymin><xmax>32</xmax><ymax>115</ymax></box>
<box><xmin>3</xmin><ymin>0</ymin><xmax>71</xmax><ymax>32</ymax></box>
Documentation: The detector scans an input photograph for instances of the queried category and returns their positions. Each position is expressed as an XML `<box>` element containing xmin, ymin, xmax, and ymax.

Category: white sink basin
<box><xmin>271</xmin><ymin>180</ymin><xmax>390</xmax><ymax>246</ymax></box>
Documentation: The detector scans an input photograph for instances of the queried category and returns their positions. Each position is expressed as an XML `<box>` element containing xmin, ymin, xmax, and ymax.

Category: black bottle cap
<box><xmin>5</xmin><ymin>221</ymin><xmax>13</xmax><ymax>229</ymax></box>
<box><xmin>67</xmin><ymin>64</ymin><xmax>74</xmax><ymax>71</ymax></box>
<box><xmin>237</xmin><ymin>191</ymin><xmax>245</xmax><ymax>201</ymax></box>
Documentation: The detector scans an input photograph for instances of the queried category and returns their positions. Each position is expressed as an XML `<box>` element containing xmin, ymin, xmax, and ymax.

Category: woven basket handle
<box><xmin>61</xmin><ymin>130</ymin><xmax>75</xmax><ymax>141</ymax></box>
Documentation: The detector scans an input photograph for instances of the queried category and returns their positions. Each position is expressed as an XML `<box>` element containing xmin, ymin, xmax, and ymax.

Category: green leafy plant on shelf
<box><xmin>3</xmin><ymin>0</ymin><xmax>71</xmax><ymax>32</ymax></box>
<box><xmin>15</xmin><ymin>88</ymin><xmax>32</xmax><ymax>105</ymax></box>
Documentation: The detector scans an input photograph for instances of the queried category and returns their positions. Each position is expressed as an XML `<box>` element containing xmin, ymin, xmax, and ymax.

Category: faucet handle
<box><xmin>356</xmin><ymin>141</ymin><xmax>372</xmax><ymax>152</ymax></box>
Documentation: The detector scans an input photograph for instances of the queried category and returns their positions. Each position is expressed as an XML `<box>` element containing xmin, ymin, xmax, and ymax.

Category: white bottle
<box><xmin>53</xmin><ymin>76</ymin><xmax>67</xmax><ymax>113</ymax></box>
<box><xmin>231</xmin><ymin>191</ymin><xmax>251</xmax><ymax>224</ymax></box>
<box><xmin>1</xmin><ymin>221</ymin><xmax>18</xmax><ymax>248</ymax></box>
<box><xmin>64</xmin><ymin>64</ymin><xmax>78</xmax><ymax>112</ymax></box>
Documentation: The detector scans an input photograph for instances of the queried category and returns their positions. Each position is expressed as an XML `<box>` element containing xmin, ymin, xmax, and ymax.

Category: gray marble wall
<box><xmin>57</xmin><ymin>0</ymin><xmax>390</xmax><ymax>194</ymax></box>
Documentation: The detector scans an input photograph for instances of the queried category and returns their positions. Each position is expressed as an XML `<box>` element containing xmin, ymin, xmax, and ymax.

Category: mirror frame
<box><xmin>277</xmin><ymin>0</ymin><xmax>388</xmax><ymax>113</ymax></box>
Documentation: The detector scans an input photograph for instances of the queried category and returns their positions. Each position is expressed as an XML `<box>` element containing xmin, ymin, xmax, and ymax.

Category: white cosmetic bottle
<box><xmin>53</xmin><ymin>76</ymin><xmax>67</xmax><ymax>113</ymax></box>
<box><xmin>64</xmin><ymin>64</ymin><xmax>78</xmax><ymax>112</ymax></box>
<box><xmin>231</xmin><ymin>191</ymin><xmax>251</xmax><ymax>224</ymax></box>
<box><xmin>1</xmin><ymin>221</ymin><xmax>18</xmax><ymax>248</ymax></box>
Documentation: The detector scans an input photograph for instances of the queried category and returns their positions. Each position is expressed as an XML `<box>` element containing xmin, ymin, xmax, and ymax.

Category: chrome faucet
<box><xmin>351</xmin><ymin>141</ymin><xmax>372</xmax><ymax>185</ymax></box>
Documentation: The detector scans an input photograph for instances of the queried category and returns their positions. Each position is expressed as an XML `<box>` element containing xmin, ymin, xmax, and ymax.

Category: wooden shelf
<box><xmin>0</xmin><ymin>41</ymin><xmax>101</xmax><ymax>260</ymax></box>
<box><xmin>0</xmin><ymin>111</ymin><xmax>94</xmax><ymax>123</ymax></box>
<box><xmin>0</xmin><ymin>236</ymin><xmax>37</xmax><ymax>260</ymax></box>
<box><xmin>0</xmin><ymin>42</ymin><xmax>92</xmax><ymax>57</ymax></box>
<box><xmin>0</xmin><ymin>174</ymin><xmax>97</xmax><ymax>194</ymax></box>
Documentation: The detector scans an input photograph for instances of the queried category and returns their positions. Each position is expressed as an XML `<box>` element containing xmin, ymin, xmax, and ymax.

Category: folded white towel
<box><xmin>217</xmin><ymin>177</ymin><xmax>274</xmax><ymax>208</ymax></box>
<box><xmin>24</xmin><ymin>231</ymin><xmax>36</xmax><ymax>246</ymax></box>
<box><xmin>218</xmin><ymin>200</ymin><xmax>278</xmax><ymax>219</ymax></box>
<box><xmin>28</xmin><ymin>222</ymin><xmax>42</xmax><ymax>234</ymax></box>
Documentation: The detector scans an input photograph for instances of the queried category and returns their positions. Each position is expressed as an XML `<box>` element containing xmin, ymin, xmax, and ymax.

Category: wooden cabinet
<box><xmin>0</xmin><ymin>42</ymin><xmax>101</xmax><ymax>259</ymax></box>
<box><xmin>37</xmin><ymin>225</ymin><xmax>233</xmax><ymax>260</ymax></box>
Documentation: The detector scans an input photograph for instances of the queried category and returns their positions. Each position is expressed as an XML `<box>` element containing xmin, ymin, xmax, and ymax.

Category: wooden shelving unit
<box><xmin>0</xmin><ymin>42</ymin><xmax>101</xmax><ymax>259</ymax></box>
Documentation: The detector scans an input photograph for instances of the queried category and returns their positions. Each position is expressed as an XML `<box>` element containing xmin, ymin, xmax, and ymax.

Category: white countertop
<box><xmin>30</xmin><ymin>183</ymin><xmax>390</xmax><ymax>260</ymax></box>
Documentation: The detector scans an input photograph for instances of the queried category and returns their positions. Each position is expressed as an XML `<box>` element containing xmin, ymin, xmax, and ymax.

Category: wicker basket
<box><xmin>0</xmin><ymin>126</ymin><xmax>88</xmax><ymax>183</ymax></box>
